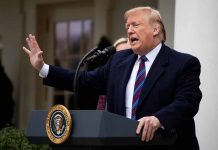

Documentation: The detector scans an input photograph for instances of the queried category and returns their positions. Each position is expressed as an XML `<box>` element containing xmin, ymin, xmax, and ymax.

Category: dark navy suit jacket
<box><xmin>44</xmin><ymin>44</ymin><xmax>202</xmax><ymax>149</ymax></box>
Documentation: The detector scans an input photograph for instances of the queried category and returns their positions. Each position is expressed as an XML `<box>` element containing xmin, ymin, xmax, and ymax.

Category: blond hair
<box><xmin>124</xmin><ymin>6</ymin><xmax>166</xmax><ymax>42</ymax></box>
<box><xmin>113</xmin><ymin>37</ymin><xmax>128</xmax><ymax>48</ymax></box>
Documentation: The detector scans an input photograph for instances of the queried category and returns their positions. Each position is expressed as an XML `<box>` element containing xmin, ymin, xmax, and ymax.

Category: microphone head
<box><xmin>84</xmin><ymin>46</ymin><xmax>116</xmax><ymax>64</ymax></box>
<box><xmin>102</xmin><ymin>46</ymin><xmax>116</xmax><ymax>55</ymax></box>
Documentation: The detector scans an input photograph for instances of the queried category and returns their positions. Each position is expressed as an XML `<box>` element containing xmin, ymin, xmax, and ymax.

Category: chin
<box><xmin>132</xmin><ymin>48</ymin><xmax>140</xmax><ymax>55</ymax></box>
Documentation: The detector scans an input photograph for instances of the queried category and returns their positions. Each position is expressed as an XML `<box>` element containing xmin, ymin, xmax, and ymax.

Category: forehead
<box><xmin>125</xmin><ymin>11</ymin><xmax>149</xmax><ymax>24</ymax></box>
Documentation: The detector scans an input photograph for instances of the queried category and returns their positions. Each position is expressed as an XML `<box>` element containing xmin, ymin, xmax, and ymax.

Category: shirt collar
<box><xmin>137</xmin><ymin>42</ymin><xmax>162</xmax><ymax>62</ymax></box>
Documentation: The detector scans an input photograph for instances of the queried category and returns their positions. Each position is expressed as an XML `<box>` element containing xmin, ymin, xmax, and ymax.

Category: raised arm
<box><xmin>22</xmin><ymin>34</ymin><xmax>45</xmax><ymax>71</ymax></box>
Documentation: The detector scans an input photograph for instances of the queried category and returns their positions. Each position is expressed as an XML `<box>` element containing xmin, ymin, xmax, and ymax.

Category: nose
<box><xmin>127</xmin><ymin>25</ymin><xmax>134</xmax><ymax>34</ymax></box>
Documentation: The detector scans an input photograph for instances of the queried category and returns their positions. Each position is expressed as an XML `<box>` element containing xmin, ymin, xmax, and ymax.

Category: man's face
<box><xmin>126</xmin><ymin>11</ymin><xmax>155</xmax><ymax>55</ymax></box>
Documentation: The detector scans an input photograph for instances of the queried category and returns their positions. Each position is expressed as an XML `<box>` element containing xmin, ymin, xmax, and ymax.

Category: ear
<box><xmin>153</xmin><ymin>24</ymin><xmax>160</xmax><ymax>36</ymax></box>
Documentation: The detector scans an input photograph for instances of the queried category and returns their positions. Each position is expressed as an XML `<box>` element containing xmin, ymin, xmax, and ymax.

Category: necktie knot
<box><xmin>139</xmin><ymin>55</ymin><xmax>147</xmax><ymax>63</ymax></box>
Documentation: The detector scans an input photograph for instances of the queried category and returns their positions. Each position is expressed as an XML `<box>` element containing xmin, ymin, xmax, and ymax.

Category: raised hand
<box><xmin>22</xmin><ymin>34</ymin><xmax>45</xmax><ymax>71</ymax></box>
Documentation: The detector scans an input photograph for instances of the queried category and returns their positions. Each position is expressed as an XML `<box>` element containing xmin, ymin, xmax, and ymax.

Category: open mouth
<box><xmin>130</xmin><ymin>37</ymin><xmax>139</xmax><ymax>44</ymax></box>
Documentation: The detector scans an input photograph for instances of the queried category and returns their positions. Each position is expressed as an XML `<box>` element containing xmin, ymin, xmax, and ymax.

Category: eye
<box><xmin>132</xmin><ymin>23</ymin><xmax>140</xmax><ymax>28</ymax></box>
<box><xmin>125</xmin><ymin>24</ymin><xmax>130</xmax><ymax>30</ymax></box>
<box><xmin>125</xmin><ymin>23</ymin><xmax>141</xmax><ymax>30</ymax></box>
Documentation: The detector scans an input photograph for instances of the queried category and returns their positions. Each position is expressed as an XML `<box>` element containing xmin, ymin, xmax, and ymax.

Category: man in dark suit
<box><xmin>23</xmin><ymin>6</ymin><xmax>202</xmax><ymax>150</ymax></box>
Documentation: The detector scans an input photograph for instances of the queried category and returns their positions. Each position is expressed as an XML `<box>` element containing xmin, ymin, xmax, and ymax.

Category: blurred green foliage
<box><xmin>0</xmin><ymin>126</ymin><xmax>52</xmax><ymax>150</ymax></box>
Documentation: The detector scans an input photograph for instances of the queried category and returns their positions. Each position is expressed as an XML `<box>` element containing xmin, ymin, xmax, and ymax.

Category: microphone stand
<box><xmin>73</xmin><ymin>47</ymin><xmax>98</xmax><ymax>109</ymax></box>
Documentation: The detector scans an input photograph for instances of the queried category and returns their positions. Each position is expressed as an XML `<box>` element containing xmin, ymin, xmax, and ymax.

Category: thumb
<box><xmin>22</xmin><ymin>46</ymin><xmax>31</xmax><ymax>55</ymax></box>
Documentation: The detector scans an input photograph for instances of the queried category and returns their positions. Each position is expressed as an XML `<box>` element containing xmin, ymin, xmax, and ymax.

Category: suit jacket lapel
<box><xmin>138</xmin><ymin>44</ymin><xmax>169</xmax><ymax>106</ymax></box>
<box><xmin>116</xmin><ymin>52</ymin><xmax>137</xmax><ymax>115</ymax></box>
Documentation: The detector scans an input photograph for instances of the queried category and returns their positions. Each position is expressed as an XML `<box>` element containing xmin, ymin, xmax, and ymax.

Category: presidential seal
<box><xmin>46</xmin><ymin>104</ymin><xmax>72</xmax><ymax>144</ymax></box>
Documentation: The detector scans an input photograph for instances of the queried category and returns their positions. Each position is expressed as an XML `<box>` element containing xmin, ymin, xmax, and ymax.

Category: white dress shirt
<box><xmin>125</xmin><ymin>43</ymin><xmax>162</xmax><ymax>119</ymax></box>
<box><xmin>39</xmin><ymin>63</ymin><xmax>49</xmax><ymax>78</ymax></box>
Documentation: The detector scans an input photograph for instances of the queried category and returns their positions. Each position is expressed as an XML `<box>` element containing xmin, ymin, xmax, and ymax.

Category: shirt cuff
<box><xmin>39</xmin><ymin>64</ymin><xmax>49</xmax><ymax>78</ymax></box>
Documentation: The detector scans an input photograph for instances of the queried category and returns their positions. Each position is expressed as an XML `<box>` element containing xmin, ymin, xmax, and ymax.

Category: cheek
<box><xmin>139</xmin><ymin>33</ymin><xmax>149</xmax><ymax>43</ymax></box>
<box><xmin>142</xmin><ymin>31</ymin><xmax>153</xmax><ymax>42</ymax></box>
<box><xmin>138</xmin><ymin>29</ymin><xmax>149</xmax><ymax>39</ymax></box>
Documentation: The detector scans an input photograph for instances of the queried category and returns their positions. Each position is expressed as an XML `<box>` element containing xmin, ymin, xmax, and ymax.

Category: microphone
<box><xmin>84</xmin><ymin>46</ymin><xmax>116</xmax><ymax>63</ymax></box>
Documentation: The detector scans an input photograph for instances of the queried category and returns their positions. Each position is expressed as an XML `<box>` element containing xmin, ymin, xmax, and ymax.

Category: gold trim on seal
<box><xmin>46</xmin><ymin>104</ymin><xmax>72</xmax><ymax>144</ymax></box>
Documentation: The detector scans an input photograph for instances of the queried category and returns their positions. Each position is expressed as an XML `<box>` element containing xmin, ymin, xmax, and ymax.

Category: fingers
<box><xmin>37</xmin><ymin>51</ymin><xmax>43</xmax><ymax>57</ymax></box>
<box><xmin>29</xmin><ymin>34</ymin><xmax>40</xmax><ymax>50</ymax></box>
<box><xmin>136</xmin><ymin>118</ymin><xmax>148</xmax><ymax>141</ymax></box>
<box><xmin>22</xmin><ymin>46</ymin><xmax>31</xmax><ymax>55</ymax></box>
<box><xmin>136</xmin><ymin>118</ymin><xmax>143</xmax><ymax>134</ymax></box>
<box><xmin>149</xmin><ymin>128</ymin><xmax>155</xmax><ymax>141</ymax></box>
<box><xmin>146</xmin><ymin>122</ymin><xmax>152</xmax><ymax>141</ymax></box>
<box><xmin>147</xmin><ymin>122</ymin><xmax>157</xmax><ymax>141</ymax></box>
<box><xmin>26</xmin><ymin>37</ymin><xmax>31</xmax><ymax>48</ymax></box>
<box><xmin>141</xmin><ymin>120</ymin><xmax>149</xmax><ymax>141</ymax></box>
<box><xmin>25</xmin><ymin>34</ymin><xmax>41</xmax><ymax>53</ymax></box>
<box><xmin>136</xmin><ymin>116</ymin><xmax>161</xmax><ymax>142</ymax></box>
